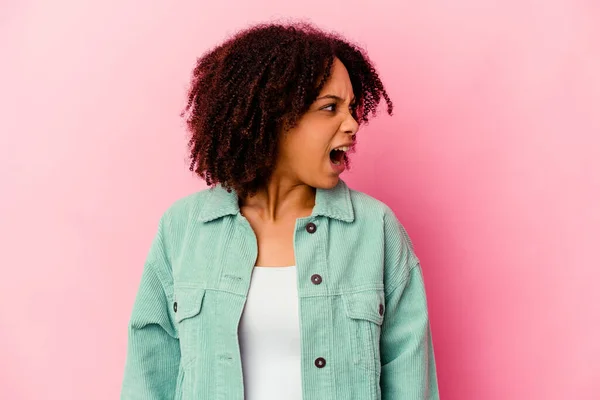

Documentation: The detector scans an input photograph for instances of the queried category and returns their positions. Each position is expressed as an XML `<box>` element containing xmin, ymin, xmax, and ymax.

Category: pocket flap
<box><xmin>173</xmin><ymin>285</ymin><xmax>205</xmax><ymax>323</ymax></box>
<box><xmin>342</xmin><ymin>290</ymin><xmax>385</xmax><ymax>325</ymax></box>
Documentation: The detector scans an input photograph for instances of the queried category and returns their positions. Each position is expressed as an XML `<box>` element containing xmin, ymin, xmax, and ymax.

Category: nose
<box><xmin>341</xmin><ymin>112</ymin><xmax>359</xmax><ymax>137</ymax></box>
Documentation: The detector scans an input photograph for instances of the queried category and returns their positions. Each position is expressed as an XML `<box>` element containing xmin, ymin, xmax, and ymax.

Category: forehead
<box><xmin>320</xmin><ymin>58</ymin><xmax>354</xmax><ymax>96</ymax></box>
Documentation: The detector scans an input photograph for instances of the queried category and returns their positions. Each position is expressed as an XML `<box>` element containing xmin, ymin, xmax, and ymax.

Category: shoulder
<box><xmin>347</xmin><ymin>185</ymin><xmax>419</xmax><ymax>280</ymax></box>
<box><xmin>346</xmin><ymin>184</ymin><xmax>416</xmax><ymax>254</ymax></box>
<box><xmin>147</xmin><ymin>188</ymin><xmax>214</xmax><ymax>262</ymax></box>
<box><xmin>160</xmin><ymin>187</ymin><xmax>213</xmax><ymax>222</ymax></box>
<box><xmin>346</xmin><ymin>186</ymin><xmax>404</xmax><ymax>228</ymax></box>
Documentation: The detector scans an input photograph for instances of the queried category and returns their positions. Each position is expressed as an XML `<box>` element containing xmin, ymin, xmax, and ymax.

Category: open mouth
<box><xmin>329</xmin><ymin>146</ymin><xmax>350</xmax><ymax>166</ymax></box>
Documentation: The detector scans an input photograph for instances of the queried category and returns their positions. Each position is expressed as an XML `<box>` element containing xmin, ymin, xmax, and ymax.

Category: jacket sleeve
<box><xmin>380</xmin><ymin>208</ymin><xmax>440</xmax><ymax>399</ymax></box>
<box><xmin>121</xmin><ymin>215</ymin><xmax>181</xmax><ymax>399</ymax></box>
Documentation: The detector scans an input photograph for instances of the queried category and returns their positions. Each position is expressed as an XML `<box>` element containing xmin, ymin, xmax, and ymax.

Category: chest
<box><xmin>172</xmin><ymin>213</ymin><xmax>386</xmax><ymax>295</ymax></box>
<box><xmin>248</xmin><ymin>219</ymin><xmax>296</xmax><ymax>267</ymax></box>
<box><xmin>241</xmin><ymin>209</ymin><xmax>309</xmax><ymax>267</ymax></box>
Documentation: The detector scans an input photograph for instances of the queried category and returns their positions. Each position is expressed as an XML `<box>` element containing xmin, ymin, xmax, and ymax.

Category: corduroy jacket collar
<box><xmin>197</xmin><ymin>179</ymin><xmax>354</xmax><ymax>223</ymax></box>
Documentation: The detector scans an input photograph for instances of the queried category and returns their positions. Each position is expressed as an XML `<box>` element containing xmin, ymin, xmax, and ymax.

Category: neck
<box><xmin>239</xmin><ymin>176</ymin><xmax>316</xmax><ymax>222</ymax></box>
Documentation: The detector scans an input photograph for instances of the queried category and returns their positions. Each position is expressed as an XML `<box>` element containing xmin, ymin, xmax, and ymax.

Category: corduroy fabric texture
<box><xmin>121</xmin><ymin>179</ymin><xmax>439</xmax><ymax>399</ymax></box>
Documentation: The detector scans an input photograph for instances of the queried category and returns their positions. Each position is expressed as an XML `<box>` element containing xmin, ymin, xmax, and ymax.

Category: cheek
<box><xmin>301</xmin><ymin>136</ymin><xmax>329</xmax><ymax>163</ymax></box>
<box><xmin>288</xmin><ymin>141</ymin><xmax>324</xmax><ymax>165</ymax></box>
<box><xmin>282</xmin><ymin>119</ymin><xmax>334</xmax><ymax>164</ymax></box>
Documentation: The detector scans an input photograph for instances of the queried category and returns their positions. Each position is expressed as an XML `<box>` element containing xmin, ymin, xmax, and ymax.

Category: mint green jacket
<box><xmin>121</xmin><ymin>179</ymin><xmax>439</xmax><ymax>399</ymax></box>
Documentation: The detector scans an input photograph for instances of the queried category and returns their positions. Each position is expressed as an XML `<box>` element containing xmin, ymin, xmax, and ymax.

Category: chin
<box><xmin>311</xmin><ymin>175</ymin><xmax>340</xmax><ymax>190</ymax></box>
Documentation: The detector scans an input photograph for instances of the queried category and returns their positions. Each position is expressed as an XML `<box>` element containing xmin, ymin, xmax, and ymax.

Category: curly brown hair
<box><xmin>181</xmin><ymin>21</ymin><xmax>393</xmax><ymax>199</ymax></box>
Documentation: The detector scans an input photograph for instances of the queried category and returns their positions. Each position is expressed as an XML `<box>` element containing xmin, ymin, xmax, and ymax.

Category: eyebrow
<box><xmin>316</xmin><ymin>94</ymin><xmax>356</xmax><ymax>104</ymax></box>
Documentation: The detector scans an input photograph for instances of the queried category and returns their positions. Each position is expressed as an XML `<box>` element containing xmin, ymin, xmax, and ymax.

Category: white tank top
<box><xmin>238</xmin><ymin>266</ymin><xmax>302</xmax><ymax>399</ymax></box>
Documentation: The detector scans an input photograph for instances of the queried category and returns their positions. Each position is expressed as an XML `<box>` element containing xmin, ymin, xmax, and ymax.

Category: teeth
<box><xmin>333</xmin><ymin>146</ymin><xmax>350</xmax><ymax>152</ymax></box>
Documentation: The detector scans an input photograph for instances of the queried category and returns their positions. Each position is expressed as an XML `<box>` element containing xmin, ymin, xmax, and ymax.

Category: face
<box><xmin>275</xmin><ymin>57</ymin><xmax>360</xmax><ymax>189</ymax></box>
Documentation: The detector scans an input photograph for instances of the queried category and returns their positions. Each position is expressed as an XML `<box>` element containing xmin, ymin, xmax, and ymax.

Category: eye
<box><xmin>321</xmin><ymin>103</ymin><xmax>337</xmax><ymax>112</ymax></box>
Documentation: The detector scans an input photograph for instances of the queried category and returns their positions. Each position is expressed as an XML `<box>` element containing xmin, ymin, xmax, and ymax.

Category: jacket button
<box><xmin>173</xmin><ymin>302</ymin><xmax>178</xmax><ymax>312</ymax></box>
<box><xmin>379</xmin><ymin>303</ymin><xmax>384</xmax><ymax>316</ymax></box>
<box><xmin>314</xmin><ymin>357</ymin><xmax>326</xmax><ymax>368</ymax></box>
<box><xmin>306</xmin><ymin>222</ymin><xmax>317</xmax><ymax>234</ymax></box>
<box><xmin>311</xmin><ymin>274</ymin><xmax>322</xmax><ymax>285</ymax></box>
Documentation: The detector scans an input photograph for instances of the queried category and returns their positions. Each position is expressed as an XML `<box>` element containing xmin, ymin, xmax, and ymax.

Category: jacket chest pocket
<box><xmin>174</xmin><ymin>284</ymin><xmax>206</xmax><ymax>369</ymax></box>
<box><xmin>342</xmin><ymin>289</ymin><xmax>385</xmax><ymax>374</ymax></box>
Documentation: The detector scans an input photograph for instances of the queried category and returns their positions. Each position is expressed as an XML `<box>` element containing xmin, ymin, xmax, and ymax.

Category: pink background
<box><xmin>1</xmin><ymin>1</ymin><xmax>599</xmax><ymax>399</ymax></box>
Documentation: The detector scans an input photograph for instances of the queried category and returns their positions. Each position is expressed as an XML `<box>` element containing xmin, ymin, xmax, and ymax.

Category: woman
<box><xmin>121</xmin><ymin>21</ymin><xmax>439</xmax><ymax>400</ymax></box>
